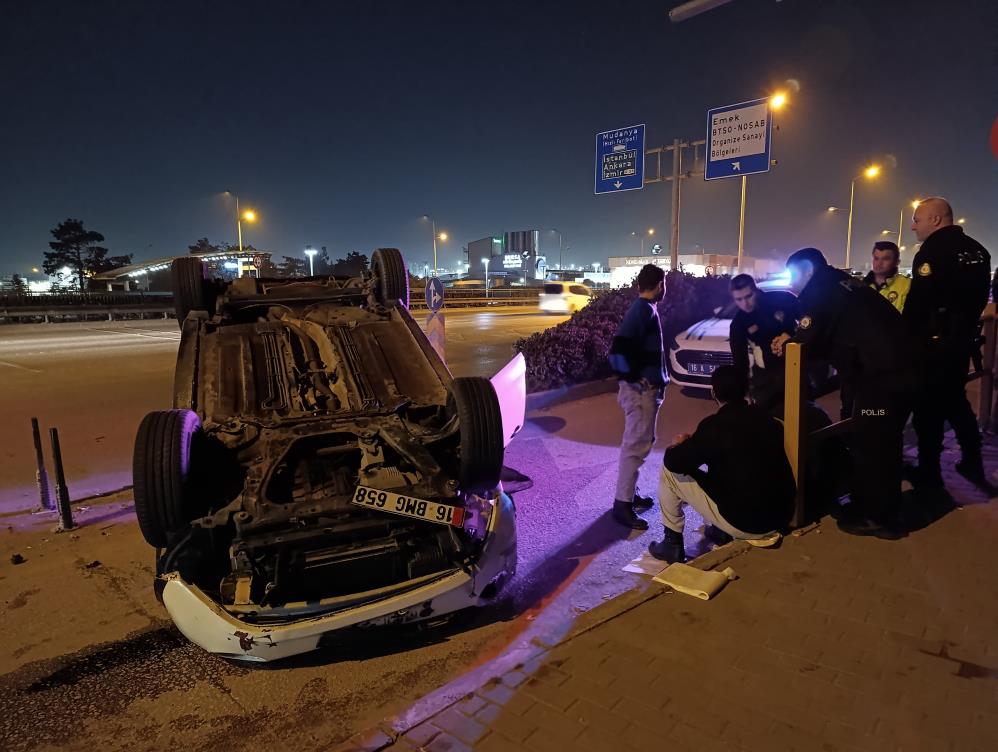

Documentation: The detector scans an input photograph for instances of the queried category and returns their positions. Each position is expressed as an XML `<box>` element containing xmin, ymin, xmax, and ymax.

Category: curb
<box><xmin>334</xmin><ymin>538</ymin><xmax>759</xmax><ymax>752</ymax></box>
<box><xmin>525</xmin><ymin>378</ymin><xmax>617</xmax><ymax>412</ymax></box>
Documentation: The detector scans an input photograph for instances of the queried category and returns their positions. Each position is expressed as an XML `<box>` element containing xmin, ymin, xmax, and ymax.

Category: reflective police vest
<box><xmin>864</xmin><ymin>273</ymin><xmax>910</xmax><ymax>313</ymax></box>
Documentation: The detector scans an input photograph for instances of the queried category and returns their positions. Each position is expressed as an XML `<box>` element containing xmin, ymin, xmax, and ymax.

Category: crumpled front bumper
<box><xmin>161</xmin><ymin>493</ymin><xmax>517</xmax><ymax>662</ymax></box>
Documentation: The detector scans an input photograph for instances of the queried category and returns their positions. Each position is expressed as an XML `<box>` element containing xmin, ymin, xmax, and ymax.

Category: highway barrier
<box><xmin>0</xmin><ymin>289</ymin><xmax>542</xmax><ymax>322</ymax></box>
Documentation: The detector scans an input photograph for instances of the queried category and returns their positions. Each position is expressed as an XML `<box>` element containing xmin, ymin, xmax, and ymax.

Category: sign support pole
<box><xmin>670</xmin><ymin>138</ymin><xmax>682</xmax><ymax>270</ymax></box>
<box><xmin>737</xmin><ymin>175</ymin><xmax>747</xmax><ymax>271</ymax></box>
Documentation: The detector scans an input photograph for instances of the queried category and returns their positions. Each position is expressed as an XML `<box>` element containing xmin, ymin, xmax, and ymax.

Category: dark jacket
<box><xmin>663</xmin><ymin>400</ymin><xmax>795</xmax><ymax>534</ymax></box>
<box><xmin>903</xmin><ymin>225</ymin><xmax>991</xmax><ymax>355</ymax></box>
<box><xmin>793</xmin><ymin>264</ymin><xmax>918</xmax><ymax>387</ymax></box>
<box><xmin>609</xmin><ymin>298</ymin><xmax>667</xmax><ymax>386</ymax></box>
<box><xmin>729</xmin><ymin>290</ymin><xmax>801</xmax><ymax>379</ymax></box>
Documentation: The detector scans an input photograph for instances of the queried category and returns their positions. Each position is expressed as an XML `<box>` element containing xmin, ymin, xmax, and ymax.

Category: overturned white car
<box><xmin>132</xmin><ymin>249</ymin><xmax>521</xmax><ymax>661</ymax></box>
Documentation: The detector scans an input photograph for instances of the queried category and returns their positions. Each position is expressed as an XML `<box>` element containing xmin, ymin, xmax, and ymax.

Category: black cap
<box><xmin>786</xmin><ymin>247</ymin><xmax>828</xmax><ymax>268</ymax></box>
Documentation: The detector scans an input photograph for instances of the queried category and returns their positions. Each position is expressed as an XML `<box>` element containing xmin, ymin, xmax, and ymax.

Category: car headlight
<box><xmin>461</xmin><ymin>492</ymin><xmax>496</xmax><ymax>539</ymax></box>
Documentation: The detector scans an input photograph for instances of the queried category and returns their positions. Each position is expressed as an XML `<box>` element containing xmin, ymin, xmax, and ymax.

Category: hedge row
<box><xmin>514</xmin><ymin>271</ymin><xmax>732</xmax><ymax>392</ymax></box>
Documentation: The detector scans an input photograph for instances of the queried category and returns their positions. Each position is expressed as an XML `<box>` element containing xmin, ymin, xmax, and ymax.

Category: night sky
<box><xmin>2</xmin><ymin>0</ymin><xmax>996</xmax><ymax>277</ymax></box>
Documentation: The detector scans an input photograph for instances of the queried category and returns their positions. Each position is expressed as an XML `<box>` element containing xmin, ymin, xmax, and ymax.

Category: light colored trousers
<box><xmin>614</xmin><ymin>381</ymin><xmax>664</xmax><ymax>502</ymax></box>
<box><xmin>658</xmin><ymin>467</ymin><xmax>776</xmax><ymax>540</ymax></box>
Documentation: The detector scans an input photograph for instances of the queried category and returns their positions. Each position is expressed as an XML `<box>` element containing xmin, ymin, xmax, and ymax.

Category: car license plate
<box><xmin>351</xmin><ymin>485</ymin><xmax>465</xmax><ymax>527</ymax></box>
<box><xmin>687</xmin><ymin>362</ymin><xmax>716</xmax><ymax>375</ymax></box>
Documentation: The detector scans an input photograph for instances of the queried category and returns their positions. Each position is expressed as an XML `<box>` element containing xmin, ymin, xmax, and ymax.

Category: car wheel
<box><xmin>171</xmin><ymin>257</ymin><xmax>215</xmax><ymax>328</ymax></box>
<box><xmin>371</xmin><ymin>248</ymin><xmax>409</xmax><ymax>309</ymax></box>
<box><xmin>133</xmin><ymin>409</ymin><xmax>203</xmax><ymax>547</ymax></box>
<box><xmin>448</xmin><ymin>377</ymin><xmax>504</xmax><ymax>493</ymax></box>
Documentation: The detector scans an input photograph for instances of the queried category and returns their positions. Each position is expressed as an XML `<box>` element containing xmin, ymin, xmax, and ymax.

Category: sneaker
<box><xmin>745</xmin><ymin>531</ymin><xmax>782</xmax><ymax>548</ymax></box>
<box><xmin>703</xmin><ymin>525</ymin><xmax>733</xmax><ymax>546</ymax></box>
<box><xmin>632</xmin><ymin>493</ymin><xmax>654</xmax><ymax>511</ymax></box>
<box><xmin>612</xmin><ymin>500</ymin><xmax>649</xmax><ymax>530</ymax></box>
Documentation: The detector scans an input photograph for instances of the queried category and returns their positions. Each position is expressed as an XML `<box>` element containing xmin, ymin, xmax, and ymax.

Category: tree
<box><xmin>330</xmin><ymin>251</ymin><xmax>369</xmax><ymax>276</ymax></box>
<box><xmin>189</xmin><ymin>238</ymin><xmax>222</xmax><ymax>255</ymax></box>
<box><xmin>308</xmin><ymin>246</ymin><xmax>328</xmax><ymax>275</ymax></box>
<box><xmin>278</xmin><ymin>256</ymin><xmax>308</xmax><ymax>278</ymax></box>
<box><xmin>43</xmin><ymin>219</ymin><xmax>132</xmax><ymax>290</ymax></box>
<box><xmin>10</xmin><ymin>274</ymin><xmax>29</xmax><ymax>294</ymax></box>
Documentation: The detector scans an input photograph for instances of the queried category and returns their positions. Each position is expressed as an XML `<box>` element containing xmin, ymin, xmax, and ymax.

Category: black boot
<box><xmin>955</xmin><ymin>458</ymin><xmax>995</xmax><ymax>492</ymax></box>
<box><xmin>648</xmin><ymin>528</ymin><xmax>685</xmax><ymax>562</ymax></box>
<box><xmin>612</xmin><ymin>500</ymin><xmax>649</xmax><ymax>530</ymax></box>
<box><xmin>703</xmin><ymin>525</ymin><xmax>733</xmax><ymax>546</ymax></box>
<box><xmin>906</xmin><ymin>462</ymin><xmax>944</xmax><ymax>490</ymax></box>
<box><xmin>632</xmin><ymin>493</ymin><xmax>654</xmax><ymax>511</ymax></box>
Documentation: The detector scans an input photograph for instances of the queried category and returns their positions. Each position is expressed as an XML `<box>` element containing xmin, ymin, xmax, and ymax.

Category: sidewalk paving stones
<box><xmin>337</xmin><ymin>435</ymin><xmax>998</xmax><ymax>751</ymax></box>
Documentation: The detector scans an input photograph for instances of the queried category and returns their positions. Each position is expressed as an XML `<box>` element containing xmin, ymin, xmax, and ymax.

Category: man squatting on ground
<box><xmin>608</xmin><ymin>264</ymin><xmax>667</xmax><ymax>530</ymax></box>
<box><xmin>647</xmin><ymin>365</ymin><xmax>795</xmax><ymax>562</ymax></box>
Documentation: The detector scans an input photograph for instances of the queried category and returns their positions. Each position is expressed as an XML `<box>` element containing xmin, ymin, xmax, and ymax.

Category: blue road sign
<box><xmin>425</xmin><ymin>277</ymin><xmax>444</xmax><ymax>313</ymax></box>
<box><xmin>595</xmin><ymin>124</ymin><xmax>645</xmax><ymax>195</ymax></box>
<box><xmin>705</xmin><ymin>98</ymin><xmax>773</xmax><ymax>181</ymax></box>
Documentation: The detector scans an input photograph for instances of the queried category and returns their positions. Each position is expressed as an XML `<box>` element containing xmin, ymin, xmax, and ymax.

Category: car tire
<box><xmin>449</xmin><ymin>377</ymin><xmax>504</xmax><ymax>493</ymax></box>
<box><xmin>133</xmin><ymin>409</ymin><xmax>203</xmax><ymax>547</ymax></box>
<box><xmin>171</xmin><ymin>257</ymin><xmax>215</xmax><ymax>328</ymax></box>
<box><xmin>372</xmin><ymin>248</ymin><xmax>409</xmax><ymax>309</ymax></box>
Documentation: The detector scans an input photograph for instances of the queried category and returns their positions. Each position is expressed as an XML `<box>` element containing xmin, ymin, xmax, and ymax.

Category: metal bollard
<box><xmin>49</xmin><ymin>427</ymin><xmax>76</xmax><ymax>531</ymax></box>
<box><xmin>31</xmin><ymin>418</ymin><xmax>54</xmax><ymax>511</ymax></box>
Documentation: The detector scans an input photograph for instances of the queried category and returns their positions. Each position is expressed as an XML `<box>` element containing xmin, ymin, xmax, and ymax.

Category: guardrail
<box><xmin>783</xmin><ymin>307</ymin><xmax>998</xmax><ymax>528</ymax></box>
<box><xmin>0</xmin><ymin>289</ymin><xmax>542</xmax><ymax>321</ymax></box>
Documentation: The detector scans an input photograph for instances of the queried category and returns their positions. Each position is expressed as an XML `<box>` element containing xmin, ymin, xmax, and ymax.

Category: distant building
<box><xmin>466</xmin><ymin>231</ymin><xmax>546</xmax><ymax>282</ymax></box>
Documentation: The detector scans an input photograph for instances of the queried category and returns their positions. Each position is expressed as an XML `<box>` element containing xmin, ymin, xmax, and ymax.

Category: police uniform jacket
<box><xmin>793</xmin><ymin>264</ymin><xmax>918</xmax><ymax>387</ymax></box>
<box><xmin>902</xmin><ymin>225</ymin><xmax>991</xmax><ymax>355</ymax></box>
<box><xmin>862</xmin><ymin>271</ymin><xmax>910</xmax><ymax>313</ymax></box>
<box><xmin>729</xmin><ymin>290</ymin><xmax>800</xmax><ymax>379</ymax></box>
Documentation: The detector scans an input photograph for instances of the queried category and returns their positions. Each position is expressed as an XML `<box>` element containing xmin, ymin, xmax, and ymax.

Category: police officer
<box><xmin>903</xmin><ymin>197</ymin><xmax>991</xmax><ymax>488</ymax></box>
<box><xmin>864</xmin><ymin>241</ymin><xmax>910</xmax><ymax>313</ymax></box>
<box><xmin>771</xmin><ymin>248</ymin><xmax>919</xmax><ymax>539</ymax></box>
<box><xmin>728</xmin><ymin>274</ymin><xmax>800</xmax><ymax>412</ymax></box>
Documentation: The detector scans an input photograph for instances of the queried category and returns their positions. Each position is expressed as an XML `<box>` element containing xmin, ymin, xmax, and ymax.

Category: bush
<box><xmin>514</xmin><ymin>271</ymin><xmax>732</xmax><ymax>392</ymax></box>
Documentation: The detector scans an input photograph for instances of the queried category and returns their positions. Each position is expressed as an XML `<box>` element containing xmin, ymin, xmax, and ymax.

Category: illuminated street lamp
<box><xmin>304</xmin><ymin>246</ymin><xmax>318</xmax><ymax>276</ymax></box>
<box><xmin>482</xmin><ymin>257</ymin><xmax>490</xmax><ymax>299</ymax></box>
<box><xmin>631</xmin><ymin>228</ymin><xmax>655</xmax><ymax>254</ymax></box>
<box><xmin>845</xmin><ymin>164</ymin><xmax>880</xmax><ymax>269</ymax></box>
<box><xmin>770</xmin><ymin>92</ymin><xmax>788</xmax><ymax>110</ymax></box>
<box><xmin>958</xmin><ymin>217</ymin><xmax>967</xmax><ymax>224</ymax></box>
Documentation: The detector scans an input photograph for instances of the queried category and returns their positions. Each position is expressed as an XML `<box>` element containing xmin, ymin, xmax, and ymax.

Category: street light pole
<box><xmin>431</xmin><ymin>219</ymin><xmax>438</xmax><ymax>276</ymax></box>
<box><xmin>846</xmin><ymin>178</ymin><xmax>856</xmax><ymax>269</ymax></box>
<box><xmin>304</xmin><ymin>246</ymin><xmax>318</xmax><ymax>276</ymax></box>
<box><xmin>236</xmin><ymin>196</ymin><xmax>244</xmax><ymax>255</ymax></box>
<box><xmin>482</xmin><ymin>257</ymin><xmax>490</xmax><ymax>299</ymax></box>
<box><xmin>737</xmin><ymin>174</ymin><xmax>747</xmax><ymax>271</ymax></box>
<box><xmin>845</xmin><ymin>165</ymin><xmax>880</xmax><ymax>270</ymax></box>
<box><xmin>897</xmin><ymin>207</ymin><xmax>905</xmax><ymax>249</ymax></box>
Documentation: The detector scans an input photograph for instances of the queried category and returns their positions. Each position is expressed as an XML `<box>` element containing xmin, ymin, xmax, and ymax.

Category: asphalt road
<box><xmin>0</xmin><ymin>307</ymin><xmax>566</xmax><ymax>510</ymax></box>
<box><xmin>0</xmin><ymin>309</ymin><xmax>735</xmax><ymax>751</ymax></box>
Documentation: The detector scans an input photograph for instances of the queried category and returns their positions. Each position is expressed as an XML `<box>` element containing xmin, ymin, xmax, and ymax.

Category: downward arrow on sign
<box><xmin>614</xmin><ymin>180</ymin><xmax>622</xmax><ymax>189</ymax></box>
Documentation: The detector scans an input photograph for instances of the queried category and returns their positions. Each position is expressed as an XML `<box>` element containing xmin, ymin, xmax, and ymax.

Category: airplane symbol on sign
<box><xmin>731</xmin><ymin>161</ymin><xmax>741</xmax><ymax>171</ymax></box>
<box><xmin>613</xmin><ymin>180</ymin><xmax>623</xmax><ymax>189</ymax></box>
